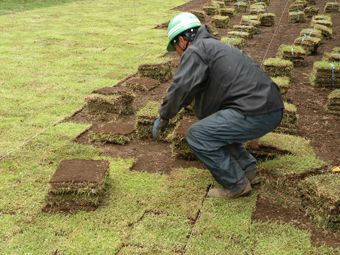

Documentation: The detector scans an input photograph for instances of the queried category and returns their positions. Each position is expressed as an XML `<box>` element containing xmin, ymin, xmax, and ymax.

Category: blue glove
<box><xmin>152</xmin><ymin>117</ymin><xmax>161</xmax><ymax>138</ymax></box>
<box><xmin>152</xmin><ymin>117</ymin><xmax>169</xmax><ymax>138</ymax></box>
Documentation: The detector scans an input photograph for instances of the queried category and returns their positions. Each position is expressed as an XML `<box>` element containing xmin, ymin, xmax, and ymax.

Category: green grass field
<box><xmin>0</xmin><ymin>1</ymin><xmax>339</xmax><ymax>254</ymax></box>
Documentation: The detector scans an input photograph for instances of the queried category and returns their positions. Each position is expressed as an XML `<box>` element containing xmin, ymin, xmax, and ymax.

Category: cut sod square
<box><xmin>45</xmin><ymin>159</ymin><xmax>109</xmax><ymax>212</ymax></box>
<box><xmin>299</xmin><ymin>28</ymin><xmax>323</xmax><ymax>39</ymax></box>
<box><xmin>324</xmin><ymin>2</ymin><xmax>340</xmax><ymax>13</ymax></box>
<box><xmin>124</xmin><ymin>76</ymin><xmax>160</xmax><ymax>92</ymax></box>
<box><xmin>234</xmin><ymin>1</ymin><xmax>248</xmax><ymax>12</ymax></box>
<box><xmin>312</xmin><ymin>14</ymin><xmax>332</xmax><ymax>22</ymax></box>
<box><xmin>326</xmin><ymin>89</ymin><xmax>340</xmax><ymax>115</ymax></box>
<box><xmin>304</xmin><ymin>6</ymin><xmax>319</xmax><ymax>18</ymax></box>
<box><xmin>138</xmin><ymin>61</ymin><xmax>172</xmax><ymax>82</ymax></box>
<box><xmin>211</xmin><ymin>15</ymin><xmax>230</xmax><ymax>28</ymax></box>
<box><xmin>203</xmin><ymin>4</ymin><xmax>220</xmax><ymax>16</ymax></box>
<box><xmin>85</xmin><ymin>93</ymin><xmax>134</xmax><ymax>115</ymax></box>
<box><xmin>311</xmin><ymin>19</ymin><xmax>333</xmax><ymax>28</ymax></box>
<box><xmin>191</xmin><ymin>10</ymin><xmax>207</xmax><ymax>22</ymax></box>
<box><xmin>277</xmin><ymin>44</ymin><xmax>306</xmax><ymax>67</ymax></box>
<box><xmin>310</xmin><ymin>61</ymin><xmax>340</xmax><ymax>88</ymax></box>
<box><xmin>135</xmin><ymin>101</ymin><xmax>159</xmax><ymax>139</ymax></box>
<box><xmin>171</xmin><ymin>116</ymin><xmax>198</xmax><ymax>160</ymax></box>
<box><xmin>288</xmin><ymin>11</ymin><xmax>306</xmax><ymax>23</ymax></box>
<box><xmin>220</xmin><ymin>7</ymin><xmax>236</xmax><ymax>17</ymax></box>
<box><xmin>293</xmin><ymin>0</ymin><xmax>308</xmax><ymax>7</ymax></box>
<box><xmin>227</xmin><ymin>31</ymin><xmax>252</xmax><ymax>40</ymax></box>
<box><xmin>271</xmin><ymin>76</ymin><xmax>290</xmax><ymax>97</ymax></box>
<box><xmin>275</xmin><ymin>102</ymin><xmax>298</xmax><ymax>135</ymax></box>
<box><xmin>294</xmin><ymin>36</ymin><xmax>321</xmax><ymax>55</ymax></box>
<box><xmin>259</xmin><ymin>13</ymin><xmax>276</xmax><ymax>27</ymax></box>
<box><xmin>92</xmin><ymin>86</ymin><xmax>133</xmax><ymax>96</ymax></box>
<box><xmin>213</xmin><ymin>0</ymin><xmax>226</xmax><ymax>8</ymax></box>
<box><xmin>221</xmin><ymin>36</ymin><xmax>247</xmax><ymax>49</ymax></box>
<box><xmin>263</xmin><ymin>58</ymin><xmax>293</xmax><ymax>77</ymax></box>
<box><xmin>299</xmin><ymin>173</ymin><xmax>340</xmax><ymax>230</ymax></box>
<box><xmin>323</xmin><ymin>49</ymin><xmax>340</xmax><ymax>62</ymax></box>
<box><xmin>90</xmin><ymin>122</ymin><xmax>135</xmax><ymax>145</ymax></box>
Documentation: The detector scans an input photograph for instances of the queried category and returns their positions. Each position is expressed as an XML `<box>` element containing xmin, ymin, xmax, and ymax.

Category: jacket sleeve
<box><xmin>159</xmin><ymin>48</ymin><xmax>208</xmax><ymax>120</ymax></box>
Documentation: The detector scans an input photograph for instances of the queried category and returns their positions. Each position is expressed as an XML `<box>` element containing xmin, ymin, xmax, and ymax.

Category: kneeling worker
<box><xmin>152</xmin><ymin>12</ymin><xmax>284</xmax><ymax>199</ymax></box>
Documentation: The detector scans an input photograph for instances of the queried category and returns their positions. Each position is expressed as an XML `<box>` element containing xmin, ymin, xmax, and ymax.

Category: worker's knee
<box><xmin>185</xmin><ymin>123</ymin><xmax>202</xmax><ymax>150</ymax></box>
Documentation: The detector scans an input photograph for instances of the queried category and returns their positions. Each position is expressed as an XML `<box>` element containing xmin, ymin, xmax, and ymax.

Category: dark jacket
<box><xmin>159</xmin><ymin>25</ymin><xmax>284</xmax><ymax>120</ymax></box>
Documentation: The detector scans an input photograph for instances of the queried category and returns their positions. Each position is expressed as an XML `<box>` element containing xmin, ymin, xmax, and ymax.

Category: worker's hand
<box><xmin>152</xmin><ymin>117</ymin><xmax>169</xmax><ymax>138</ymax></box>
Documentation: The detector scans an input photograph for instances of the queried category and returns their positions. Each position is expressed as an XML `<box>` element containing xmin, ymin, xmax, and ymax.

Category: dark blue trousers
<box><xmin>186</xmin><ymin>108</ymin><xmax>283</xmax><ymax>192</ymax></box>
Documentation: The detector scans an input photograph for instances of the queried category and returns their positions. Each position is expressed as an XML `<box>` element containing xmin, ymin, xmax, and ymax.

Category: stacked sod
<box><xmin>227</xmin><ymin>31</ymin><xmax>252</xmax><ymax>39</ymax></box>
<box><xmin>271</xmin><ymin>76</ymin><xmax>290</xmax><ymax>97</ymax></box>
<box><xmin>323</xmin><ymin>47</ymin><xmax>340</xmax><ymax>62</ymax></box>
<box><xmin>326</xmin><ymin>89</ymin><xmax>340</xmax><ymax>115</ymax></box>
<box><xmin>277</xmin><ymin>44</ymin><xmax>306</xmax><ymax>67</ymax></box>
<box><xmin>234</xmin><ymin>1</ymin><xmax>248</xmax><ymax>12</ymax></box>
<box><xmin>211</xmin><ymin>15</ymin><xmax>230</xmax><ymax>28</ymax></box>
<box><xmin>312</xmin><ymin>24</ymin><xmax>333</xmax><ymax>39</ymax></box>
<box><xmin>138</xmin><ymin>61</ymin><xmax>172</xmax><ymax>82</ymax></box>
<box><xmin>259</xmin><ymin>13</ymin><xmax>275</xmax><ymax>27</ymax></box>
<box><xmin>221</xmin><ymin>36</ymin><xmax>247</xmax><ymax>49</ymax></box>
<box><xmin>289</xmin><ymin>2</ymin><xmax>305</xmax><ymax>12</ymax></box>
<box><xmin>288</xmin><ymin>11</ymin><xmax>306</xmax><ymax>23</ymax></box>
<box><xmin>310</xmin><ymin>61</ymin><xmax>340</xmax><ymax>88</ymax></box>
<box><xmin>86</xmin><ymin>86</ymin><xmax>135</xmax><ymax>115</ymax></box>
<box><xmin>304</xmin><ymin>6</ymin><xmax>319</xmax><ymax>18</ymax></box>
<box><xmin>250</xmin><ymin>3</ymin><xmax>266</xmax><ymax>14</ymax></box>
<box><xmin>275</xmin><ymin>102</ymin><xmax>298</xmax><ymax>135</ymax></box>
<box><xmin>294</xmin><ymin>35</ymin><xmax>321</xmax><ymax>55</ymax></box>
<box><xmin>232</xmin><ymin>25</ymin><xmax>256</xmax><ymax>36</ymax></box>
<box><xmin>241</xmin><ymin>15</ymin><xmax>261</xmax><ymax>26</ymax></box>
<box><xmin>191</xmin><ymin>10</ymin><xmax>207</xmax><ymax>22</ymax></box>
<box><xmin>299</xmin><ymin>28</ymin><xmax>322</xmax><ymax>39</ymax></box>
<box><xmin>136</xmin><ymin>101</ymin><xmax>159</xmax><ymax>139</ymax></box>
<box><xmin>220</xmin><ymin>7</ymin><xmax>236</xmax><ymax>17</ymax></box>
<box><xmin>44</xmin><ymin>160</ymin><xmax>109</xmax><ymax>212</ymax></box>
<box><xmin>171</xmin><ymin>116</ymin><xmax>198</xmax><ymax>160</ymax></box>
<box><xmin>324</xmin><ymin>2</ymin><xmax>340</xmax><ymax>12</ymax></box>
<box><xmin>124</xmin><ymin>77</ymin><xmax>160</xmax><ymax>92</ymax></box>
<box><xmin>90</xmin><ymin>122</ymin><xmax>135</xmax><ymax>145</ymax></box>
<box><xmin>203</xmin><ymin>3</ymin><xmax>220</xmax><ymax>16</ymax></box>
<box><xmin>299</xmin><ymin>174</ymin><xmax>340</xmax><ymax>230</ymax></box>
<box><xmin>263</xmin><ymin>58</ymin><xmax>293</xmax><ymax>77</ymax></box>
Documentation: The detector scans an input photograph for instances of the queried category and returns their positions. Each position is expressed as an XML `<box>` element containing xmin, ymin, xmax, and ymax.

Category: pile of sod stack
<box><xmin>323</xmin><ymin>47</ymin><xmax>340</xmax><ymax>62</ymax></box>
<box><xmin>221</xmin><ymin>36</ymin><xmax>247</xmax><ymax>49</ymax></box>
<box><xmin>170</xmin><ymin>116</ymin><xmax>198</xmax><ymax>160</ymax></box>
<box><xmin>191</xmin><ymin>10</ymin><xmax>207</xmax><ymax>22</ymax></box>
<box><xmin>277</xmin><ymin>44</ymin><xmax>306</xmax><ymax>67</ymax></box>
<box><xmin>44</xmin><ymin>160</ymin><xmax>109</xmax><ymax>212</ymax></box>
<box><xmin>138</xmin><ymin>61</ymin><xmax>172</xmax><ymax>83</ymax></box>
<box><xmin>310</xmin><ymin>61</ymin><xmax>340</xmax><ymax>88</ymax></box>
<box><xmin>203</xmin><ymin>2</ymin><xmax>220</xmax><ymax>16</ymax></box>
<box><xmin>311</xmin><ymin>15</ymin><xmax>333</xmax><ymax>39</ymax></box>
<box><xmin>326</xmin><ymin>89</ymin><xmax>340</xmax><ymax>115</ymax></box>
<box><xmin>271</xmin><ymin>76</ymin><xmax>290</xmax><ymax>99</ymax></box>
<box><xmin>249</xmin><ymin>2</ymin><xmax>266</xmax><ymax>14</ymax></box>
<box><xmin>304</xmin><ymin>6</ymin><xmax>319</xmax><ymax>18</ymax></box>
<box><xmin>294</xmin><ymin>34</ymin><xmax>321</xmax><ymax>55</ymax></box>
<box><xmin>263</xmin><ymin>58</ymin><xmax>293</xmax><ymax>77</ymax></box>
<box><xmin>288</xmin><ymin>11</ymin><xmax>306</xmax><ymax>23</ymax></box>
<box><xmin>136</xmin><ymin>101</ymin><xmax>160</xmax><ymax>139</ymax></box>
<box><xmin>211</xmin><ymin>15</ymin><xmax>230</xmax><ymax>28</ymax></box>
<box><xmin>240</xmin><ymin>15</ymin><xmax>261</xmax><ymax>27</ymax></box>
<box><xmin>259</xmin><ymin>13</ymin><xmax>276</xmax><ymax>27</ymax></box>
<box><xmin>299</xmin><ymin>173</ymin><xmax>340</xmax><ymax>231</ymax></box>
<box><xmin>324</xmin><ymin>2</ymin><xmax>340</xmax><ymax>13</ymax></box>
<box><xmin>276</xmin><ymin>102</ymin><xmax>298</xmax><ymax>135</ymax></box>
<box><xmin>86</xmin><ymin>86</ymin><xmax>135</xmax><ymax>115</ymax></box>
<box><xmin>220</xmin><ymin>7</ymin><xmax>236</xmax><ymax>17</ymax></box>
<box><xmin>234</xmin><ymin>1</ymin><xmax>248</xmax><ymax>13</ymax></box>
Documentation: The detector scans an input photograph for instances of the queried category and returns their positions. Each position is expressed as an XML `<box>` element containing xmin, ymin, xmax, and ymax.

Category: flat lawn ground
<box><xmin>0</xmin><ymin>0</ymin><xmax>339</xmax><ymax>254</ymax></box>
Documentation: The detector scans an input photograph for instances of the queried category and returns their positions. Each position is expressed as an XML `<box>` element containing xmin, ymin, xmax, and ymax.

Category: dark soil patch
<box><xmin>252</xmin><ymin>195</ymin><xmax>340</xmax><ymax>249</ymax></box>
<box><xmin>50</xmin><ymin>159</ymin><xmax>109</xmax><ymax>185</ymax></box>
<box><xmin>99</xmin><ymin>140</ymin><xmax>205</xmax><ymax>174</ymax></box>
<box><xmin>91</xmin><ymin>122</ymin><xmax>135</xmax><ymax>136</ymax></box>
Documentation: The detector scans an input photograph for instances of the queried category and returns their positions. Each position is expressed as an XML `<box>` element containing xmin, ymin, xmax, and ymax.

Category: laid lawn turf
<box><xmin>1</xmin><ymin>1</ymin><xmax>340</xmax><ymax>254</ymax></box>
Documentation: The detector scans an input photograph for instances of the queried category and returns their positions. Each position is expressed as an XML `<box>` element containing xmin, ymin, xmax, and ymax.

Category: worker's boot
<box><xmin>244</xmin><ymin>164</ymin><xmax>261</xmax><ymax>185</ymax></box>
<box><xmin>208</xmin><ymin>178</ymin><xmax>252</xmax><ymax>199</ymax></box>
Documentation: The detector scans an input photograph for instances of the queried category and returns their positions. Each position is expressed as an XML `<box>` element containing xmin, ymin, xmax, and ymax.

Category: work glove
<box><xmin>152</xmin><ymin>117</ymin><xmax>169</xmax><ymax>138</ymax></box>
